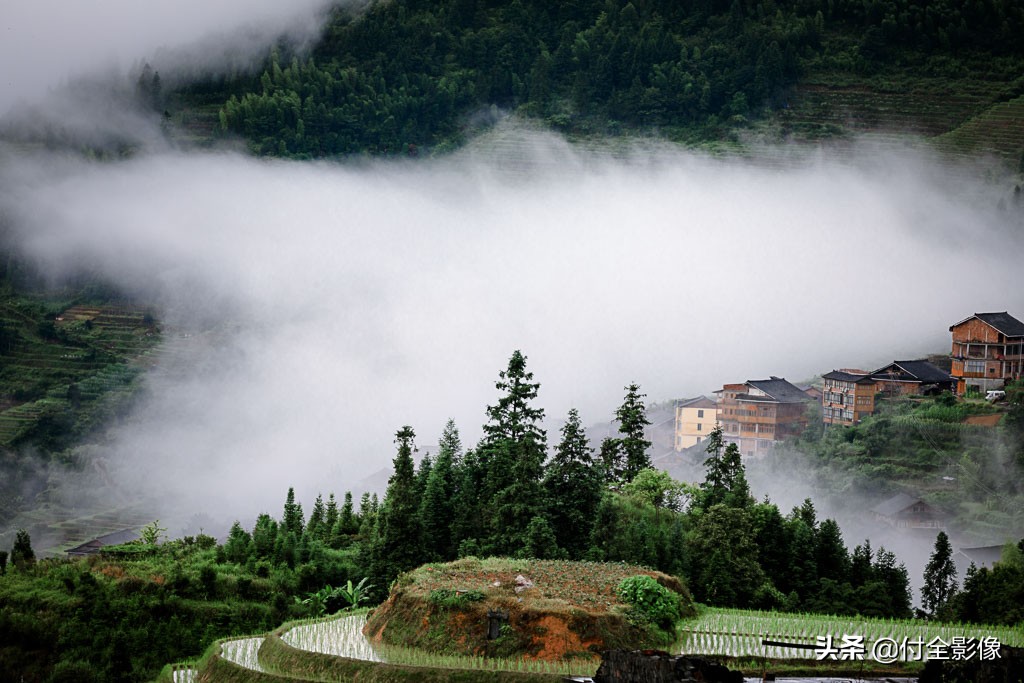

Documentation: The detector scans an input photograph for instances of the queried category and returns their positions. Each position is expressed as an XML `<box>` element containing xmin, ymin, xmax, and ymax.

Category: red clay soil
<box><xmin>964</xmin><ymin>413</ymin><xmax>1004</xmax><ymax>426</ymax></box>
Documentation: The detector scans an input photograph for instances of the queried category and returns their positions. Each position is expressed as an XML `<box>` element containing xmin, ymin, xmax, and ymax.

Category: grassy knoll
<box><xmin>363</xmin><ymin>558</ymin><xmax>694</xmax><ymax>663</ymax></box>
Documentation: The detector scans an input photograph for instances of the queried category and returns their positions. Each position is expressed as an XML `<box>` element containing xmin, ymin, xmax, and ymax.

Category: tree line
<box><xmin>216</xmin><ymin>350</ymin><xmax>916</xmax><ymax>618</ymax></box>
<box><xmin>203</xmin><ymin>0</ymin><xmax>1024</xmax><ymax>157</ymax></box>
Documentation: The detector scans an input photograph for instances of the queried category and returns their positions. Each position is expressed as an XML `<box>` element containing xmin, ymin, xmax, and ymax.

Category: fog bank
<box><xmin>2</xmin><ymin>129</ymin><xmax>1023</xmax><ymax>525</ymax></box>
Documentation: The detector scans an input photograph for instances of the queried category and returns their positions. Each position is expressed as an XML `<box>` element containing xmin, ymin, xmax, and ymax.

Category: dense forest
<box><xmin>178</xmin><ymin>0</ymin><xmax>1024</xmax><ymax>156</ymax></box>
<box><xmin>9</xmin><ymin>349</ymin><xmax>1024</xmax><ymax>682</ymax></box>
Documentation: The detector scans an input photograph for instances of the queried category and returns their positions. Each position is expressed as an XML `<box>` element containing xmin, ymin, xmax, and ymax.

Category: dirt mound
<box><xmin>363</xmin><ymin>558</ymin><xmax>694</xmax><ymax>662</ymax></box>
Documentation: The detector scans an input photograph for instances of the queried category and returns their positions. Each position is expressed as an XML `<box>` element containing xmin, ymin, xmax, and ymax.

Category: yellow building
<box><xmin>673</xmin><ymin>396</ymin><xmax>719</xmax><ymax>451</ymax></box>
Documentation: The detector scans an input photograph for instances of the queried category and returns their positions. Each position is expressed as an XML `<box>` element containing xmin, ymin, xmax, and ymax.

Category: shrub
<box><xmin>427</xmin><ymin>588</ymin><xmax>485</xmax><ymax>608</ymax></box>
<box><xmin>616</xmin><ymin>575</ymin><xmax>683</xmax><ymax>631</ymax></box>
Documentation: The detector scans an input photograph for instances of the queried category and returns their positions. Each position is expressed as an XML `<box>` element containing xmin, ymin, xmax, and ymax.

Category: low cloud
<box><xmin>2</xmin><ymin>126</ymin><xmax>1023</xmax><ymax>527</ymax></box>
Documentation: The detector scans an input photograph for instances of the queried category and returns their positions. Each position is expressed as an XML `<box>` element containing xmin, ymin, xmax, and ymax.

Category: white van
<box><xmin>985</xmin><ymin>390</ymin><xmax>1006</xmax><ymax>402</ymax></box>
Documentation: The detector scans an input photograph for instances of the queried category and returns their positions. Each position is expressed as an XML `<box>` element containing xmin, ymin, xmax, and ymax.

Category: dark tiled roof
<box><xmin>871</xmin><ymin>492</ymin><xmax>922</xmax><ymax>517</ymax></box>
<box><xmin>66</xmin><ymin>528</ymin><xmax>140</xmax><ymax>556</ymax></box>
<box><xmin>950</xmin><ymin>311</ymin><xmax>1024</xmax><ymax>337</ymax></box>
<box><xmin>676</xmin><ymin>396</ymin><xmax>716</xmax><ymax>409</ymax></box>
<box><xmin>823</xmin><ymin>370</ymin><xmax>876</xmax><ymax>383</ymax></box>
<box><xmin>872</xmin><ymin>360</ymin><xmax>953</xmax><ymax>384</ymax></box>
<box><xmin>746</xmin><ymin>377</ymin><xmax>814</xmax><ymax>403</ymax></box>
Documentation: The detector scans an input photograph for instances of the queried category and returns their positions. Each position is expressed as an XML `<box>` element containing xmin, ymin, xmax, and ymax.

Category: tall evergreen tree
<box><xmin>421</xmin><ymin>419</ymin><xmax>462</xmax><ymax>561</ymax></box>
<box><xmin>449</xmin><ymin>448</ymin><xmax>487</xmax><ymax>553</ymax></box>
<box><xmin>616</xmin><ymin>382</ymin><xmax>652</xmax><ymax>483</ymax></box>
<box><xmin>479</xmin><ymin>350</ymin><xmax>547</xmax><ymax>555</ymax></box>
<box><xmin>325</xmin><ymin>493</ymin><xmax>339</xmax><ymax>537</ymax></box>
<box><xmin>874</xmin><ymin>546</ymin><xmax>913</xmax><ymax>618</ymax></box>
<box><xmin>922</xmin><ymin>530</ymin><xmax>958</xmax><ymax>618</ymax></box>
<box><xmin>815</xmin><ymin>518</ymin><xmax>850</xmax><ymax>585</ymax></box>
<box><xmin>543</xmin><ymin>408</ymin><xmax>602</xmax><ymax>558</ymax></box>
<box><xmin>282</xmin><ymin>487</ymin><xmax>305</xmax><ymax>537</ymax></box>
<box><xmin>306</xmin><ymin>494</ymin><xmax>326</xmax><ymax>543</ymax></box>
<box><xmin>369</xmin><ymin>426</ymin><xmax>425</xmax><ymax>594</ymax></box>
<box><xmin>599</xmin><ymin>436</ymin><xmax>625</xmax><ymax>485</ymax></box>
<box><xmin>11</xmin><ymin>529</ymin><xmax>34</xmax><ymax>569</ymax></box>
<box><xmin>700</xmin><ymin>429</ymin><xmax>749</xmax><ymax>509</ymax></box>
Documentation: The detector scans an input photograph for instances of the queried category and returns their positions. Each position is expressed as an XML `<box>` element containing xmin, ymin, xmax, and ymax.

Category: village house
<box><xmin>821</xmin><ymin>370</ymin><xmax>877</xmax><ymax>426</ymax></box>
<box><xmin>949</xmin><ymin>311</ymin><xmax>1024</xmax><ymax>395</ymax></box>
<box><xmin>716</xmin><ymin>377</ymin><xmax>812</xmax><ymax>457</ymax></box>
<box><xmin>870</xmin><ymin>493</ymin><xmax>945</xmax><ymax>529</ymax></box>
<box><xmin>673</xmin><ymin>396</ymin><xmax>718</xmax><ymax>451</ymax></box>
<box><xmin>871</xmin><ymin>359</ymin><xmax>956</xmax><ymax>397</ymax></box>
<box><xmin>820</xmin><ymin>361</ymin><xmax>954</xmax><ymax>427</ymax></box>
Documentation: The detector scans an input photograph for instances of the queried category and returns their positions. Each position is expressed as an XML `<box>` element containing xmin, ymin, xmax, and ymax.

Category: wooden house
<box><xmin>716</xmin><ymin>377</ymin><xmax>813</xmax><ymax>457</ymax></box>
<box><xmin>949</xmin><ymin>311</ymin><xmax>1024</xmax><ymax>395</ymax></box>
<box><xmin>870</xmin><ymin>493</ymin><xmax>945</xmax><ymax>529</ymax></box>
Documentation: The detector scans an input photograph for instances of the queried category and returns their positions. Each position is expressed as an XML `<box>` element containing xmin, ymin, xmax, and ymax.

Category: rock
<box><xmin>514</xmin><ymin>574</ymin><xmax>535</xmax><ymax>593</ymax></box>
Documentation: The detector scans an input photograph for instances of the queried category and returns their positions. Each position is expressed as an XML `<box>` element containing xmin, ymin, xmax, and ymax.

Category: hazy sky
<box><xmin>3</xmin><ymin>130</ymin><xmax>1023</xmax><ymax>525</ymax></box>
<box><xmin>0</xmin><ymin>0</ymin><xmax>336</xmax><ymax>114</ymax></box>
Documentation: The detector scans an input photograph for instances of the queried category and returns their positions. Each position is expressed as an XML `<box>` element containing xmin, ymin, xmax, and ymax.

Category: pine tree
<box><xmin>922</xmin><ymin>530</ymin><xmax>958</xmax><ymax>618</ymax></box>
<box><xmin>599</xmin><ymin>436</ymin><xmax>624</xmax><ymax>485</ymax></box>
<box><xmin>543</xmin><ymin>408</ymin><xmax>602</xmax><ymax>558</ymax></box>
<box><xmin>449</xmin><ymin>448</ymin><xmax>486</xmax><ymax>552</ymax></box>
<box><xmin>421</xmin><ymin>419</ymin><xmax>462</xmax><ymax>560</ymax></box>
<box><xmin>338</xmin><ymin>492</ymin><xmax>358</xmax><ymax>534</ymax></box>
<box><xmin>700</xmin><ymin>429</ymin><xmax>750</xmax><ymax>509</ymax></box>
<box><xmin>616</xmin><ymin>383</ymin><xmax>652</xmax><ymax>483</ymax></box>
<box><xmin>875</xmin><ymin>546</ymin><xmax>913</xmax><ymax>618</ymax></box>
<box><xmin>415</xmin><ymin>452</ymin><xmax>433</xmax><ymax>500</ymax></box>
<box><xmin>815</xmin><ymin>519</ymin><xmax>850</xmax><ymax>584</ymax></box>
<box><xmin>11</xmin><ymin>529</ymin><xmax>34</xmax><ymax>569</ymax></box>
<box><xmin>369</xmin><ymin>426</ymin><xmax>425</xmax><ymax>594</ymax></box>
<box><xmin>480</xmin><ymin>350</ymin><xmax>547</xmax><ymax>555</ymax></box>
<box><xmin>306</xmin><ymin>494</ymin><xmax>326</xmax><ymax>543</ymax></box>
<box><xmin>282</xmin><ymin>487</ymin><xmax>305</xmax><ymax>537</ymax></box>
<box><xmin>252</xmin><ymin>514</ymin><xmax>278</xmax><ymax>559</ymax></box>
<box><xmin>325</xmin><ymin>493</ymin><xmax>339</xmax><ymax>536</ymax></box>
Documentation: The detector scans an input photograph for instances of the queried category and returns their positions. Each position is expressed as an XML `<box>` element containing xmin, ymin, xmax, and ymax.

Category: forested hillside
<box><xmin>174</xmin><ymin>0</ymin><xmax>1024</xmax><ymax>157</ymax></box>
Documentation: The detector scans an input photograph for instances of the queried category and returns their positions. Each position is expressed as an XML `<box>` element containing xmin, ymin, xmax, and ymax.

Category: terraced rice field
<box><xmin>283</xmin><ymin>614</ymin><xmax>384</xmax><ymax>661</ymax></box>
<box><xmin>220</xmin><ymin>637</ymin><xmax>267</xmax><ymax>672</ymax></box>
<box><xmin>0</xmin><ymin>301</ymin><xmax>159</xmax><ymax>447</ymax></box>
<box><xmin>677</xmin><ymin>607</ymin><xmax>1024</xmax><ymax>661</ymax></box>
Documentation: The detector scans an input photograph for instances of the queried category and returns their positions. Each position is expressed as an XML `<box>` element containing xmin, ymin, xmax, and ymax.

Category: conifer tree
<box><xmin>599</xmin><ymin>436</ymin><xmax>625</xmax><ymax>485</ymax></box>
<box><xmin>875</xmin><ymin>546</ymin><xmax>913</xmax><ymax>618</ymax></box>
<box><xmin>815</xmin><ymin>519</ymin><xmax>850</xmax><ymax>585</ymax></box>
<box><xmin>369</xmin><ymin>426</ymin><xmax>425</xmax><ymax>593</ymax></box>
<box><xmin>479</xmin><ymin>350</ymin><xmax>547</xmax><ymax>555</ymax></box>
<box><xmin>252</xmin><ymin>514</ymin><xmax>278</xmax><ymax>559</ymax></box>
<box><xmin>11</xmin><ymin>529</ymin><xmax>34</xmax><ymax>569</ymax></box>
<box><xmin>325</xmin><ymin>493</ymin><xmax>339</xmax><ymax>536</ymax></box>
<box><xmin>416</xmin><ymin>452</ymin><xmax>433</xmax><ymax>500</ymax></box>
<box><xmin>306</xmin><ymin>494</ymin><xmax>326</xmax><ymax>543</ymax></box>
<box><xmin>421</xmin><ymin>419</ymin><xmax>462</xmax><ymax>560</ymax></box>
<box><xmin>543</xmin><ymin>408</ymin><xmax>602</xmax><ymax>558</ymax></box>
<box><xmin>339</xmin><ymin>492</ymin><xmax>358</xmax><ymax>534</ymax></box>
<box><xmin>282</xmin><ymin>487</ymin><xmax>305</xmax><ymax>537</ymax></box>
<box><xmin>700</xmin><ymin>429</ymin><xmax>750</xmax><ymax>508</ymax></box>
<box><xmin>449</xmin><ymin>448</ymin><xmax>486</xmax><ymax>552</ymax></box>
<box><xmin>922</xmin><ymin>530</ymin><xmax>958</xmax><ymax>618</ymax></box>
<box><xmin>616</xmin><ymin>383</ymin><xmax>652</xmax><ymax>483</ymax></box>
